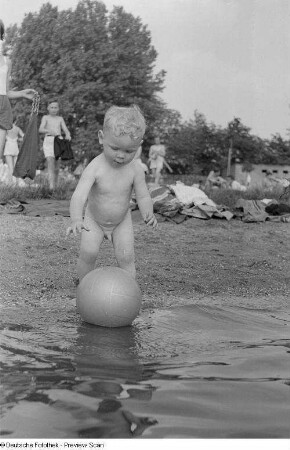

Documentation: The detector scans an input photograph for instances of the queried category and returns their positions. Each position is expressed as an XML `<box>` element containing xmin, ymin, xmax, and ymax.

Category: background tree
<box><xmin>165</xmin><ymin>111</ymin><xmax>227</xmax><ymax>174</ymax></box>
<box><xmin>5</xmin><ymin>0</ymin><xmax>167</xmax><ymax>164</ymax></box>
<box><xmin>4</xmin><ymin>0</ymin><xmax>290</xmax><ymax>174</ymax></box>
<box><xmin>226</xmin><ymin>118</ymin><xmax>266</xmax><ymax>166</ymax></box>
<box><xmin>161</xmin><ymin>112</ymin><xmax>290</xmax><ymax>175</ymax></box>
<box><xmin>264</xmin><ymin>134</ymin><xmax>290</xmax><ymax>165</ymax></box>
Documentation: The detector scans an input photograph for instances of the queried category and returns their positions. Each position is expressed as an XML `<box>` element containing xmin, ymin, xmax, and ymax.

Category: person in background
<box><xmin>192</xmin><ymin>179</ymin><xmax>204</xmax><ymax>190</ymax></box>
<box><xmin>245</xmin><ymin>172</ymin><xmax>252</xmax><ymax>188</ymax></box>
<box><xmin>226</xmin><ymin>175</ymin><xmax>247</xmax><ymax>191</ymax></box>
<box><xmin>3</xmin><ymin>119</ymin><xmax>24</xmax><ymax>183</ymax></box>
<box><xmin>148</xmin><ymin>136</ymin><xmax>166</xmax><ymax>185</ymax></box>
<box><xmin>0</xmin><ymin>19</ymin><xmax>36</xmax><ymax>162</ymax></box>
<box><xmin>204</xmin><ymin>167</ymin><xmax>227</xmax><ymax>189</ymax></box>
<box><xmin>263</xmin><ymin>169</ymin><xmax>288</xmax><ymax>190</ymax></box>
<box><xmin>39</xmin><ymin>99</ymin><xmax>71</xmax><ymax>190</ymax></box>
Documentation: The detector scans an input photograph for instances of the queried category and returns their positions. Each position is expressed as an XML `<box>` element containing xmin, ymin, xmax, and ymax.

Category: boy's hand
<box><xmin>66</xmin><ymin>134</ymin><xmax>71</xmax><ymax>141</ymax></box>
<box><xmin>144</xmin><ymin>212</ymin><xmax>158</xmax><ymax>229</ymax></box>
<box><xmin>66</xmin><ymin>221</ymin><xmax>90</xmax><ymax>236</ymax></box>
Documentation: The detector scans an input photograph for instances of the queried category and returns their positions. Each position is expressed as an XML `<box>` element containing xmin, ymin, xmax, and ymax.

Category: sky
<box><xmin>1</xmin><ymin>0</ymin><xmax>290</xmax><ymax>139</ymax></box>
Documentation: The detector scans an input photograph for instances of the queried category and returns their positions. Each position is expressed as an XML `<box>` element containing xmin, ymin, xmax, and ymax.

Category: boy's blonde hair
<box><xmin>103</xmin><ymin>105</ymin><xmax>146</xmax><ymax>141</ymax></box>
<box><xmin>47</xmin><ymin>99</ymin><xmax>59</xmax><ymax>107</ymax></box>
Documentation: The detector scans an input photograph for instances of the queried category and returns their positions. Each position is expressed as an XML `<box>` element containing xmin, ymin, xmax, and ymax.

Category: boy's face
<box><xmin>99</xmin><ymin>129</ymin><xmax>142</xmax><ymax>167</ymax></box>
<box><xmin>47</xmin><ymin>102</ymin><xmax>59</xmax><ymax>116</ymax></box>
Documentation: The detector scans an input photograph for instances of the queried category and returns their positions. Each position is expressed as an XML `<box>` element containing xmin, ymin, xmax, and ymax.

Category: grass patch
<box><xmin>0</xmin><ymin>171</ymin><xmax>285</xmax><ymax>210</ymax></box>
<box><xmin>0</xmin><ymin>177</ymin><xmax>77</xmax><ymax>203</ymax></box>
<box><xmin>206</xmin><ymin>186</ymin><xmax>284</xmax><ymax>209</ymax></box>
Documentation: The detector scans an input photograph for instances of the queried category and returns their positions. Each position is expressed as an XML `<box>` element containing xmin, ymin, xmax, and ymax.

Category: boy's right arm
<box><xmin>66</xmin><ymin>161</ymin><xmax>97</xmax><ymax>236</ymax></box>
<box><xmin>39</xmin><ymin>116</ymin><xmax>48</xmax><ymax>134</ymax></box>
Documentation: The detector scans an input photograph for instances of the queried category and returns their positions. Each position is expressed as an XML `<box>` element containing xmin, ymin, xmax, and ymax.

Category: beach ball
<box><xmin>76</xmin><ymin>267</ymin><xmax>142</xmax><ymax>327</ymax></box>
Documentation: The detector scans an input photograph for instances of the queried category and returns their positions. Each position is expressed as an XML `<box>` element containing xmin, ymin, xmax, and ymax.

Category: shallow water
<box><xmin>0</xmin><ymin>300</ymin><xmax>289</xmax><ymax>439</ymax></box>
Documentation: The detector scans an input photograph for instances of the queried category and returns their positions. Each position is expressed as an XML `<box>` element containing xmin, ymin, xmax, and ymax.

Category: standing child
<box><xmin>39</xmin><ymin>100</ymin><xmax>71</xmax><ymax>190</ymax></box>
<box><xmin>66</xmin><ymin>104</ymin><xmax>157</xmax><ymax>281</ymax></box>
<box><xmin>148</xmin><ymin>136</ymin><xmax>166</xmax><ymax>185</ymax></box>
<box><xmin>3</xmin><ymin>120</ymin><xmax>24</xmax><ymax>183</ymax></box>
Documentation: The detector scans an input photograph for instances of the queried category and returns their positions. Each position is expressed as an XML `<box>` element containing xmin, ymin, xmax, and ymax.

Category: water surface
<box><xmin>0</xmin><ymin>299</ymin><xmax>289</xmax><ymax>438</ymax></box>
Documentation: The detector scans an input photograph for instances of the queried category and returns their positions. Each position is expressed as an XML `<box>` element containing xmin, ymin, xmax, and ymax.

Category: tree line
<box><xmin>5</xmin><ymin>0</ymin><xmax>290</xmax><ymax>173</ymax></box>
<box><xmin>166</xmin><ymin>114</ymin><xmax>290</xmax><ymax>174</ymax></box>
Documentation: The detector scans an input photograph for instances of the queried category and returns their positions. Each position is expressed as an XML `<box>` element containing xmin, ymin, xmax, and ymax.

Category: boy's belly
<box><xmin>86</xmin><ymin>197</ymin><xmax>130</xmax><ymax>227</ymax></box>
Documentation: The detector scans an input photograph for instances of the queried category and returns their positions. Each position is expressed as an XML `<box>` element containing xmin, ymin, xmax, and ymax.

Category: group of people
<box><xmin>0</xmin><ymin>98</ymin><xmax>72</xmax><ymax>189</ymax></box>
<box><xmin>204</xmin><ymin>167</ymin><xmax>250</xmax><ymax>192</ymax></box>
<box><xmin>204</xmin><ymin>167</ymin><xmax>289</xmax><ymax>192</ymax></box>
<box><xmin>1</xmin><ymin>17</ymin><xmax>158</xmax><ymax>285</ymax></box>
<box><xmin>0</xmin><ymin>19</ymin><xmax>72</xmax><ymax>189</ymax></box>
<box><xmin>262</xmin><ymin>169</ymin><xmax>289</xmax><ymax>190</ymax></box>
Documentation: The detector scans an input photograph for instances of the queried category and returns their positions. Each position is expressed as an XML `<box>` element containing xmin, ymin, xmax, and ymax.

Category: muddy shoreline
<box><xmin>1</xmin><ymin>202</ymin><xmax>289</xmax><ymax>313</ymax></box>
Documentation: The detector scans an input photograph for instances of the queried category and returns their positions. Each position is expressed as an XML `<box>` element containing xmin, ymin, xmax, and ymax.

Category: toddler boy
<box><xmin>67</xmin><ymin>105</ymin><xmax>157</xmax><ymax>280</ymax></box>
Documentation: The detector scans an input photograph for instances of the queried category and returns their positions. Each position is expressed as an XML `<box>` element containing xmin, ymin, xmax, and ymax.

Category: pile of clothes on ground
<box><xmin>131</xmin><ymin>181</ymin><xmax>290</xmax><ymax>224</ymax></box>
<box><xmin>149</xmin><ymin>182</ymin><xmax>233</xmax><ymax>223</ymax></box>
<box><xmin>234</xmin><ymin>198</ymin><xmax>290</xmax><ymax>223</ymax></box>
<box><xmin>131</xmin><ymin>182</ymin><xmax>233</xmax><ymax>223</ymax></box>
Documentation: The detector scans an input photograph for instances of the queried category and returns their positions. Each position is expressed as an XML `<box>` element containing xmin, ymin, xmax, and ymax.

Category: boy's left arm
<box><xmin>60</xmin><ymin>117</ymin><xmax>71</xmax><ymax>141</ymax></box>
<box><xmin>133</xmin><ymin>164</ymin><xmax>157</xmax><ymax>228</ymax></box>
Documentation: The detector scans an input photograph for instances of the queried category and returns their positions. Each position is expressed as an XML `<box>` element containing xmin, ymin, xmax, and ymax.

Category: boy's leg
<box><xmin>155</xmin><ymin>168</ymin><xmax>161</xmax><ymax>185</ymax></box>
<box><xmin>155</xmin><ymin>161</ymin><xmax>163</xmax><ymax>185</ymax></box>
<box><xmin>46</xmin><ymin>156</ymin><xmax>56</xmax><ymax>190</ymax></box>
<box><xmin>55</xmin><ymin>158</ymin><xmax>60</xmax><ymax>187</ymax></box>
<box><xmin>12</xmin><ymin>155</ymin><xmax>17</xmax><ymax>170</ymax></box>
<box><xmin>12</xmin><ymin>156</ymin><xmax>19</xmax><ymax>184</ymax></box>
<box><xmin>77</xmin><ymin>214</ymin><xmax>104</xmax><ymax>281</ymax></box>
<box><xmin>5</xmin><ymin>155</ymin><xmax>14</xmax><ymax>182</ymax></box>
<box><xmin>112</xmin><ymin>211</ymin><xmax>136</xmax><ymax>278</ymax></box>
